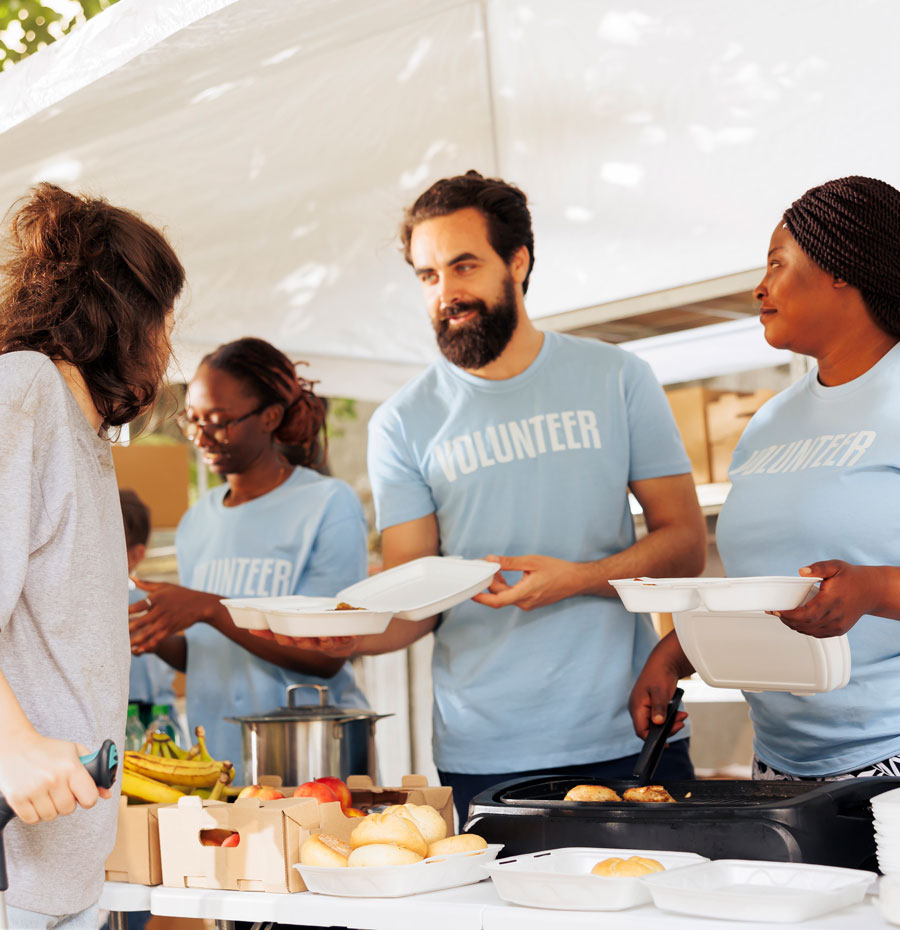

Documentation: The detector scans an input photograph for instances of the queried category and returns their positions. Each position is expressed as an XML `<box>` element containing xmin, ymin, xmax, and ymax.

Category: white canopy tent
<box><xmin>1</xmin><ymin>0</ymin><xmax>899</xmax><ymax>399</ymax></box>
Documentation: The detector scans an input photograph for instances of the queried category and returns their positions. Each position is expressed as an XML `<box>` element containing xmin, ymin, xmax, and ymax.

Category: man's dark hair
<box><xmin>784</xmin><ymin>175</ymin><xmax>900</xmax><ymax>337</ymax></box>
<box><xmin>120</xmin><ymin>489</ymin><xmax>151</xmax><ymax>550</ymax></box>
<box><xmin>400</xmin><ymin>170</ymin><xmax>536</xmax><ymax>294</ymax></box>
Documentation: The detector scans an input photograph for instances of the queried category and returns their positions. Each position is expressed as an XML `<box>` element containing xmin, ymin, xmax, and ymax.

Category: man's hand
<box><xmin>0</xmin><ymin>731</ymin><xmax>102</xmax><ymax>825</ymax></box>
<box><xmin>628</xmin><ymin>632</ymin><xmax>693</xmax><ymax>740</ymax></box>
<box><xmin>472</xmin><ymin>554</ymin><xmax>584</xmax><ymax>611</ymax></box>
<box><xmin>773</xmin><ymin>561</ymin><xmax>887</xmax><ymax>638</ymax></box>
<box><xmin>129</xmin><ymin>578</ymin><xmax>219</xmax><ymax>654</ymax></box>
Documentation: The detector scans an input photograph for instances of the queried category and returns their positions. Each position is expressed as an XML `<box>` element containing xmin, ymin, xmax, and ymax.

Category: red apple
<box><xmin>292</xmin><ymin>781</ymin><xmax>338</xmax><ymax>804</ymax></box>
<box><xmin>314</xmin><ymin>776</ymin><xmax>352</xmax><ymax>810</ymax></box>
<box><xmin>344</xmin><ymin>806</ymin><xmax>366</xmax><ymax>818</ymax></box>
<box><xmin>220</xmin><ymin>832</ymin><xmax>241</xmax><ymax>847</ymax></box>
<box><xmin>237</xmin><ymin>784</ymin><xmax>285</xmax><ymax>800</ymax></box>
<box><xmin>199</xmin><ymin>828</ymin><xmax>232</xmax><ymax>847</ymax></box>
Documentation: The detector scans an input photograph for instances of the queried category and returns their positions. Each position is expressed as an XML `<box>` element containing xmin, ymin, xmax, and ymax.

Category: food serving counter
<box><xmin>100</xmin><ymin>879</ymin><xmax>894</xmax><ymax>930</ymax></box>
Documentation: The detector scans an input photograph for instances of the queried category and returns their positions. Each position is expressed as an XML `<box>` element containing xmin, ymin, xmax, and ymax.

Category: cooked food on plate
<box><xmin>348</xmin><ymin>844</ymin><xmax>423</xmax><ymax>867</ymax></box>
<box><xmin>299</xmin><ymin>833</ymin><xmax>351</xmax><ymax>867</ymax></box>
<box><xmin>426</xmin><ymin>833</ymin><xmax>488</xmax><ymax>857</ymax></box>
<box><xmin>622</xmin><ymin>785</ymin><xmax>676</xmax><ymax>803</ymax></box>
<box><xmin>350</xmin><ymin>811</ymin><xmax>428</xmax><ymax>857</ymax></box>
<box><xmin>334</xmin><ymin>602</ymin><xmax>365</xmax><ymax>610</ymax></box>
<box><xmin>564</xmin><ymin>784</ymin><xmax>622</xmax><ymax>802</ymax></box>
<box><xmin>591</xmin><ymin>855</ymin><xmax>665</xmax><ymax>877</ymax></box>
<box><xmin>383</xmin><ymin>802</ymin><xmax>448</xmax><ymax>845</ymax></box>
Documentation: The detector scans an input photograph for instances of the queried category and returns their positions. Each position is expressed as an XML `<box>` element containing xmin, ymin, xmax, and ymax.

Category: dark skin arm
<box><xmin>628</xmin><ymin>630</ymin><xmax>694</xmax><ymax>740</ymax></box>
<box><xmin>151</xmin><ymin>635</ymin><xmax>187</xmax><ymax>673</ymax></box>
<box><xmin>129</xmin><ymin>578</ymin><xmax>345</xmax><ymax>677</ymax></box>
<box><xmin>773</xmin><ymin>561</ymin><xmax>900</xmax><ymax>636</ymax></box>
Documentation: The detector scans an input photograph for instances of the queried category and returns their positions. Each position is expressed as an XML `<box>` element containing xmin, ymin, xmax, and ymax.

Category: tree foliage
<box><xmin>0</xmin><ymin>0</ymin><xmax>118</xmax><ymax>70</ymax></box>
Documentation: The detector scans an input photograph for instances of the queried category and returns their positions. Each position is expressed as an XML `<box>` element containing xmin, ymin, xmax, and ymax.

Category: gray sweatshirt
<box><xmin>0</xmin><ymin>351</ymin><xmax>128</xmax><ymax>916</ymax></box>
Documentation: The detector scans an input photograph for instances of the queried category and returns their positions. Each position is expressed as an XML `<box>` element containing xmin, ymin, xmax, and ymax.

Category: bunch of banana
<box><xmin>122</xmin><ymin>727</ymin><xmax>235</xmax><ymax>804</ymax></box>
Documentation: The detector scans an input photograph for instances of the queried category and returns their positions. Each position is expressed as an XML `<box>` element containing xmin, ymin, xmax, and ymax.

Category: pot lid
<box><xmin>225</xmin><ymin>682</ymin><xmax>385</xmax><ymax>724</ymax></box>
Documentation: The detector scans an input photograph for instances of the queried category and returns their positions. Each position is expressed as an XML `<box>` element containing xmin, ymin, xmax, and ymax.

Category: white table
<box><xmin>93</xmin><ymin>878</ymin><xmax>898</xmax><ymax>930</ymax></box>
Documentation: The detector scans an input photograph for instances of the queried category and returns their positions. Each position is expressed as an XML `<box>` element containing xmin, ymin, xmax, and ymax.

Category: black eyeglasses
<box><xmin>175</xmin><ymin>403</ymin><xmax>268</xmax><ymax>445</ymax></box>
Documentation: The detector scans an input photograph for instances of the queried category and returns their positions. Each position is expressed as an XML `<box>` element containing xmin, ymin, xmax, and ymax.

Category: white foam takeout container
<box><xmin>610</xmin><ymin>576</ymin><xmax>821</xmax><ymax>614</ymax></box>
<box><xmin>643</xmin><ymin>859</ymin><xmax>876</xmax><ymax>923</ymax></box>
<box><xmin>483</xmin><ymin>847</ymin><xmax>708</xmax><ymax>911</ymax></box>
<box><xmin>293</xmin><ymin>844</ymin><xmax>504</xmax><ymax>897</ymax></box>
<box><xmin>673</xmin><ymin>608</ymin><xmax>851</xmax><ymax>695</ymax></box>
<box><xmin>222</xmin><ymin>556</ymin><xmax>499</xmax><ymax>636</ymax></box>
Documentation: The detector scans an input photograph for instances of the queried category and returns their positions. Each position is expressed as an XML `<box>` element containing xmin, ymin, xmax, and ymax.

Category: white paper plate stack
<box><xmin>872</xmin><ymin>787</ymin><xmax>900</xmax><ymax>876</ymax></box>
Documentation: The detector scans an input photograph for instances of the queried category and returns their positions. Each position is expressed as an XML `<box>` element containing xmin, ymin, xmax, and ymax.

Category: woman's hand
<box><xmin>773</xmin><ymin>561</ymin><xmax>890</xmax><ymax>637</ymax></box>
<box><xmin>628</xmin><ymin>631</ymin><xmax>694</xmax><ymax>740</ymax></box>
<box><xmin>0</xmin><ymin>730</ymin><xmax>104</xmax><ymax>825</ymax></box>
<box><xmin>129</xmin><ymin>579</ymin><xmax>219</xmax><ymax>654</ymax></box>
<box><xmin>250</xmin><ymin>630</ymin><xmax>358</xmax><ymax>657</ymax></box>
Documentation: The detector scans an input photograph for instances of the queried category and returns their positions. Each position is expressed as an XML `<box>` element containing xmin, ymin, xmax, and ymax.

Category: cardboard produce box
<box><xmin>158</xmin><ymin>793</ymin><xmax>355</xmax><ymax>893</ymax></box>
<box><xmin>105</xmin><ymin>796</ymin><xmax>163</xmax><ymax>885</ymax></box>
<box><xmin>347</xmin><ymin>774</ymin><xmax>454</xmax><ymax>837</ymax></box>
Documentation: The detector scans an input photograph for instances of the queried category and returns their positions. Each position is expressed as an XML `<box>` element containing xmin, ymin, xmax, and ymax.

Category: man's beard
<box><xmin>434</xmin><ymin>277</ymin><xmax>518</xmax><ymax>369</ymax></box>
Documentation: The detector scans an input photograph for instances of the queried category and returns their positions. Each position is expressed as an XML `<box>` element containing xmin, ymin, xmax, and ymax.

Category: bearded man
<box><xmin>306</xmin><ymin>171</ymin><xmax>707</xmax><ymax>822</ymax></box>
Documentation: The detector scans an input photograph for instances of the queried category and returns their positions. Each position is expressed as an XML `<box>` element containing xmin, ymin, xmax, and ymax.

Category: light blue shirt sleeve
<box><xmin>368</xmin><ymin>404</ymin><xmax>437</xmax><ymax>532</ymax></box>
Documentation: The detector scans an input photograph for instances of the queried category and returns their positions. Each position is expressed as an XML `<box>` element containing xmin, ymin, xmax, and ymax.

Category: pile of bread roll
<box><xmin>299</xmin><ymin>802</ymin><xmax>488</xmax><ymax>868</ymax></box>
<box><xmin>591</xmin><ymin>855</ymin><xmax>665</xmax><ymax>876</ymax></box>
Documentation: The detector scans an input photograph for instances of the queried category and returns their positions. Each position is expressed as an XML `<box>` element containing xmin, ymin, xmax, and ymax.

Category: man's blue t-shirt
<box><xmin>717</xmin><ymin>342</ymin><xmax>900</xmax><ymax>776</ymax></box>
<box><xmin>368</xmin><ymin>331</ymin><xmax>692</xmax><ymax>773</ymax></box>
<box><xmin>128</xmin><ymin>583</ymin><xmax>176</xmax><ymax>707</ymax></box>
<box><xmin>177</xmin><ymin>468</ymin><xmax>369</xmax><ymax>777</ymax></box>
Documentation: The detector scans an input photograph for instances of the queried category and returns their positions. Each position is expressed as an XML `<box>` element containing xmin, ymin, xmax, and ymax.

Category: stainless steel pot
<box><xmin>225</xmin><ymin>684</ymin><xmax>391</xmax><ymax>785</ymax></box>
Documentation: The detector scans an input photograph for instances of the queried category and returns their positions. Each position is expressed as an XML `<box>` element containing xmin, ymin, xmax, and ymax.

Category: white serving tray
<box><xmin>293</xmin><ymin>844</ymin><xmax>504</xmax><ymax>897</ymax></box>
<box><xmin>222</xmin><ymin>556</ymin><xmax>499</xmax><ymax>635</ymax></box>
<box><xmin>643</xmin><ymin>859</ymin><xmax>876</xmax><ymax>923</ymax></box>
<box><xmin>483</xmin><ymin>847</ymin><xmax>707</xmax><ymax>911</ymax></box>
<box><xmin>610</xmin><ymin>576</ymin><xmax>820</xmax><ymax>614</ymax></box>
<box><xmin>673</xmin><ymin>608</ymin><xmax>851</xmax><ymax>695</ymax></box>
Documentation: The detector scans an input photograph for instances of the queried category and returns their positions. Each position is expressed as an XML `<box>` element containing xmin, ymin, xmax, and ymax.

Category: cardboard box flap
<box><xmin>401</xmin><ymin>775</ymin><xmax>430</xmax><ymax>787</ymax></box>
<box><xmin>347</xmin><ymin>775</ymin><xmax>374</xmax><ymax>789</ymax></box>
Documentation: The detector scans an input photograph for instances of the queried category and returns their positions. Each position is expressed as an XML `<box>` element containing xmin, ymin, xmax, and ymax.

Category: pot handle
<box><xmin>287</xmin><ymin>683</ymin><xmax>329</xmax><ymax>707</ymax></box>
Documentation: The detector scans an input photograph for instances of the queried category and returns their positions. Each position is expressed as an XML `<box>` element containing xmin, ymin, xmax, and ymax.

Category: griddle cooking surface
<box><xmin>497</xmin><ymin>777</ymin><xmax>820</xmax><ymax>808</ymax></box>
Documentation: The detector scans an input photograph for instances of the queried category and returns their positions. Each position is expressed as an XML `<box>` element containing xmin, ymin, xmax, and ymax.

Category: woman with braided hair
<box><xmin>631</xmin><ymin>175</ymin><xmax>900</xmax><ymax>780</ymax></box>
<box><xmin>128</xmin><ymin>337</ymin><xmax>369</xmax><ymax>775</ymax></box>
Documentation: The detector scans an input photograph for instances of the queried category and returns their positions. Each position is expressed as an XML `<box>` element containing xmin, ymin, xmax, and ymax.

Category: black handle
<box><xmin>632</xmin><ymin>687</ymin><xmax>684</xmax><ymax>786</ymax></box>
<box><xmin>0</xmin><ymin>739</ymin><xmax>118</xmax><ymax>892</ymax></box>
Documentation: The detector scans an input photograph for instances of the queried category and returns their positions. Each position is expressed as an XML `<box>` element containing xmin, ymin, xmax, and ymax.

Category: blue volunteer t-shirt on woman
<box><xmin>717</xmin><ymin>342</ymin><xmax>900</xmax><ymax>776</ymax></box>
<box><xmin>368</xmin><ymin>331</ymin><xmax>692</xmax><ymax>774</ymax></box>
<box><xmin>177</xmin><ymin>467</ymin><xmax>369</xmax><ymax>776</ymax></box>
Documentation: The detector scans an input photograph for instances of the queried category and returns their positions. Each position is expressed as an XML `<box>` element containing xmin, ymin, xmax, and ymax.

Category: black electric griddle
<box><xmin>465</xmin><ymin>774</ymin><xmax>900</xmax><ymax>871</ymax></box>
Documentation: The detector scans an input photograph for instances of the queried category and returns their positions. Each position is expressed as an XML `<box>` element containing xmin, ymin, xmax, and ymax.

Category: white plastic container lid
<box><xmin>643</xmin><ymin>859</ymin><xmax>876</xmax><ymax>923</ymax></box>
<box><xmin>673</xmin><ymin>608</ymin><xmax>851</xmax><ymax>695</ymax></box>
<box><xmin>222</xmin><ymin>556</ymin><xmax>499</xmax><ymax>635</ymax></box>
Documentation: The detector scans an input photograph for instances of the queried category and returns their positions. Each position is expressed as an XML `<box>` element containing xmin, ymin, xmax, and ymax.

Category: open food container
<box><xmin>222</xmin><ymin>556</ymin><xmax>498</xmax><ymax>635</ymax></box>
<box><xmin>484</xmin><ymin>847</ymin><xmax>707</xmax><ymax>911</ymax></box>
<box><xmin>642</xmin><ymin>859</ymin><xmax>876</xmax><ymax>923</ymax></box>
<box><xmin>610</xmin><ymin>575</ymin><xmax>821</xmax><ymax>614</ymax></box>
<box><xmin>294</xmin><ymin>844</ymin><xmax>503</xmax><ymax>898</ymax></box>
<box><xmin>673</xmin><ymin>608</ymin><xmax>851</xmax><ymax>694</ymax></box>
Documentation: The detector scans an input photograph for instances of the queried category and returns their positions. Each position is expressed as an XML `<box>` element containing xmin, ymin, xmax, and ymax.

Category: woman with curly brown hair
<box><xmin>128</xmin><ymin>337</ymin><xmax>369</xmax><ymax>777</ymax></box>
<box><xmin>631</xmin><ymin>175</ymin><xmax>900</xmax><ymax>782</ymax></box>
<box><xmin>0</xmin><ymin>183</ymin><xmax>184</xmax><ymax>927</ymax></box>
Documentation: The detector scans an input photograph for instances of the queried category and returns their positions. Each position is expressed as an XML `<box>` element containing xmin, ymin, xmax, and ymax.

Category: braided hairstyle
<box><xmin>200</xmin><ymin>337</ymin><xmax>327</xmax><ymax>468</ymax></box>
<box><xmin>783</xmin><ymin>176</ymin><xmax>900</xmax><ymax>337</ymax></box>
<box><xmin>0</xmin><ymin>183</ymin><xmax>185</xmax><ymax>427</ymax></box>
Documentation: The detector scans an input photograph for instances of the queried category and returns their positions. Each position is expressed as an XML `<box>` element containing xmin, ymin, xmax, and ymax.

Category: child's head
<box><xmin>120</xmin><ymin>489</ymin><xmax>151</xmax><ymax>572</ymax></box>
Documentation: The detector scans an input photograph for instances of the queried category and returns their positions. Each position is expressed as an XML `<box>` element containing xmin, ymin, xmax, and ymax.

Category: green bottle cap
<box><xmin>151</xmin><ymin>704</ymin><xmax>170</xmax><ymax>716</ymax></box>
<box><xmin>127</xmin><ymin>703</ymin><xmax>139</xmax><ymax>717</ymax></box>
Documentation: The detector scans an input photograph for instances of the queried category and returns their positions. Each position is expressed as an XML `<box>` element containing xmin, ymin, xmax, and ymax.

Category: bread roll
<box><xmin>299</xmin><ymin>833</ymin><xmax>351</xmax><ymax>867</ymax></box>
<box><xmin>426</xmin><ymin>833</ymin><xmax>488</xmax><ymax>857</ymax></box>
<box><xmin>622</xmin><ymin>785</ymin><xmax>676</xmax><ymax>803</ymax></box>
<box><xmin>384</xmin><ymin>803</ymin><xmax>448</xmax><ymax>846</ymax></box>
<box><xmin>349</xmin><ymin>812</ymin><xmax>428</xmax><ymax>857</ymax></box>
<box><xmin>591</xmin><ymin>855</ymin><xmax>665</xmax><ymax>877</ymax></box>
<box><xmin>564</xmin><ymin>784</ymin><xmax>622</xmax><ymax>802</ymax></box>
<box><xmin>347</xmin><ymin>843</ymin><xmax>424</xmax><ymax>867</ymax></box>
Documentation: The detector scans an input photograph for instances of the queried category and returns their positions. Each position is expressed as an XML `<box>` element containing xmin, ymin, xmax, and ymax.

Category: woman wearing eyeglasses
<box><xmin>128</xmin><ymin>337</ymin><xmax>369</xmax><ymax>775</ymax></box>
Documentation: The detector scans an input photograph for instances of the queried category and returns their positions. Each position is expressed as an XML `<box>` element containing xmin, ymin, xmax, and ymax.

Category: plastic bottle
<box><xmin>124</xmin><ymin>702</ymin><xmax>146</xmax><ymax>752</ymax></box>
<box><xmin>146</xmin><ymin>703</ymin><xmax>184</xmax><ymax>748</ymax></box>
